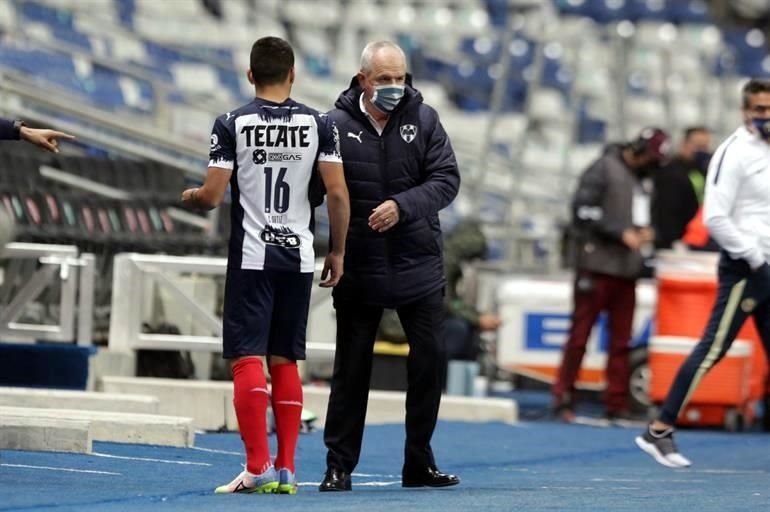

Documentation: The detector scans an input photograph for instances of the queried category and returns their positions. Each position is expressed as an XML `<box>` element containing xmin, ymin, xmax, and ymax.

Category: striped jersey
<box><xmin>209</xmin><ymin>97</ymin><xmax>341</xmax><ymax>273</ymax></box>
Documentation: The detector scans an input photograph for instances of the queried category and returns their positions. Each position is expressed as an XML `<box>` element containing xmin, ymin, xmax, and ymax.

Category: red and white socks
<box><xmin>269</xmin><ymin>362</ymin><xmax>303</xmax><ymax>473</ymax></box>
<box><xmin>232</xmin><ymin>357</ymin><xmax>272</xmax><ymax>475</ymax></box>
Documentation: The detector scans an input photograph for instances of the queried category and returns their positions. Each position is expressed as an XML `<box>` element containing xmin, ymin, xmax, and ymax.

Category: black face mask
<box><xmin>692</xmin><ymin>151</ymin><xmax>712</xmax><ymax>172</ymax></box>
<box><xmin>635</xmin><ymin>165</ymin><xmax>654</xmax><ymax>179</ymax></box>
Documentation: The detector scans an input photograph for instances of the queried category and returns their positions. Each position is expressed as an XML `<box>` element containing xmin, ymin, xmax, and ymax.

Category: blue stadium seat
<box><xmin>51</xmin><ymin>26</ymin><xmax>92</xmax><ymax>51</ymax></box>
<box><xmin>0</xmin><ymin>46</ymin><xmax>76</xmax><ymax>77</ymax></box>
<box><xmin>577</xmin><ymin>110</ymin><xmax>607</xmax><ymax>143</ymax></box>
<box><xmin>504</xmin><ymin>79</ymin><xmax>529</xmax><ymax>112</ymax></box>
<box><xmin>628</xmin><ymin>0</ymin><xmax>675</xmax><ymax>22</ymax></box>
<box><xmin>304</xmin><ymin>55</ymin><xmax>333</xmax><ymax>78</ymax></box>
<box><xmin>88</xmin><ymin>68</ymin><xmax>127</xmax><ymax>110</ymax></box>
<box><xmin>144</xmin><ymin>41</ymin><xmax>187</xmax><ymax>67</ymax></box>
<box><xmin>669</xmin><ymin>0</ymin><xmax>710</xmax><ymax>24</ymax></box>
<box><xmin>460</xmin><ymin>36</ymin><xmax>501</xmax><ymax>64</ymax></box>
<box><xmin>541</xmin><ymin>56</ymin><xmax>572</xmax><ymax>95</ymax></box>
<box><xmin>722</xmin><ymin>29</ymin><xmax>770</xmax><ymax>77</ymax></box>
<box><xmin>485</xmin><ymin>0</ymin><xmax>511</xmax><ymax>28</ymax></box>
<box><xmin>20</xmin><ymin>1</ymin><xmax>73</xmax><ymax>29</ymax></box>
<box><xmin>486</xmin><ymin>238</ymin><xmax>507</xmax><ymax>261</ymax></box>
<box><xmin>478</xmin><ymin>192</ymin><xmax>510</xmax><ymax>223</ymax></box>
<box><xmin>116</xmin><ymin>0</ymin><xmax>135</xmax><ymax>27</ymax></box>
<box><xmin>508</xmin><ymin>37</ymin><xmax>535</xmax><ymax>73</ymax></box>
<box><xmin>217</xmin><ymin>68</ymin><xmax>244</xmax><ymax>99</ymax></box>
<box><xmin>552</xmin><ymin>0</ymin><xmax>593</xmax><ymax>18</ymax></box>
<box><xmin>554</xmin><ymin>0</ymin><xmax>631</xmax><ymax>23</ymax></box>
<box><xmin>412</xmin><ymin>54</ymin><xmax>449</xmax><ymax>82</ymax></box>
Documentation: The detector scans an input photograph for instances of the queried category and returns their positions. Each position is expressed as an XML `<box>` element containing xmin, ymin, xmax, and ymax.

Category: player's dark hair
<box><xmin>250</xmin><ymin>37</ymin><xmax>294</xmax><ymax>86</ymax></box>
<box><xmin>742</xmin><ymin>78</ymin><xmax>770</xmax><ymax>109</ymax></box>
<box><xmin>683</xmin><ymin>126</ymin><xmax>710</xmax><ymax>141</ymax></box>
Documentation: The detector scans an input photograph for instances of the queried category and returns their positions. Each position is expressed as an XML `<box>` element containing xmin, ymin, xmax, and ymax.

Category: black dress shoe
<box><xmin>319</xmin><ymin>468</ymin><xmax>352</xmax><ymax>492</ymax></box>
<box><xmin>402</xmin><ymin>465</ymin><xmax>460</xmax><ymax>488</ymax></box>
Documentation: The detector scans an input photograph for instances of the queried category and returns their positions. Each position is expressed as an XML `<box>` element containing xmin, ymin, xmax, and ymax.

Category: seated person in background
<box><xmin>377</xmin><ymin>219</ymin><xmax>501</xmax><ymax>364</ymax></box>
<box><xmin>442</xmin><ymin>219</ymin><xmax>501</xmax><ymax>361</ymax></box>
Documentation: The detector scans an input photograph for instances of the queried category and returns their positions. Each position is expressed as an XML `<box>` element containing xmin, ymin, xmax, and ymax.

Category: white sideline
<box><xmin>91</xmin><ymin>452</ymin><xmax>211</xmax><ymax>466</ymax></box>
<box><xmin>0</xmin><ymin>463</ymin><xmax>121</xmax><ymax>476</ymax></box>
<box><xmin>190</xmin><ymin>446</ymin><xmax>241</xmax><ymax>456</ymax></box>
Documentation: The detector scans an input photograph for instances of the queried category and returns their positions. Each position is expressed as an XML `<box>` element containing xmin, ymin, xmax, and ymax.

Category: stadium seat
<box><xmin>628</xmin><ymin>0</ymin><xmax>675</xmax><ymax>22</ymax></box>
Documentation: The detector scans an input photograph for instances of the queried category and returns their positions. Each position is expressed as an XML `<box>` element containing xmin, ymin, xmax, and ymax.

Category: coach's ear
<box><xmin>247</xmin><ymin>69</ymin><xmax>254</xmax><ymax>85</ymax></box>
<box><xmin>288</xmin><ymin>67</ymin><xmax>295</xmax><ymax>85</ymax></box>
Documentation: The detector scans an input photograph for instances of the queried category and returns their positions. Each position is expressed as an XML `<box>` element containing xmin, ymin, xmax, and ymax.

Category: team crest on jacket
<box><xmin>400</xmin><ymin>124</ymin><xmax>417</xmax><ymax>143</ymax></box>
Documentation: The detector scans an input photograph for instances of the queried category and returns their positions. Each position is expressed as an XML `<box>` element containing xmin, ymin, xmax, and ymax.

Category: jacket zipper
<box><xmin>378</xmin><ymin>136</ymin><xmax>393</xmax><ymax>295</ymax></box>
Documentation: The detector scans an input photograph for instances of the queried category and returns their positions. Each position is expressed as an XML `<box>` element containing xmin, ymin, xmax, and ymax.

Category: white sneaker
<box><xmin>214</xmin><ymin>467</ymin><xmax>279</xmax><ymax>494</ymax></box>
<box><xmin>635</xmin><ymin>426</ymin><xmax>692</xmax><ymax>468</ymax></box>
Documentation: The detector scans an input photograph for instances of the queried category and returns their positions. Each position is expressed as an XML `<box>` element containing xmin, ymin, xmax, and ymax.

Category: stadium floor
<box><xmin>2</xmin><ymin>412</ymin><xmax>770</xmax><ymax>512</ymax></box>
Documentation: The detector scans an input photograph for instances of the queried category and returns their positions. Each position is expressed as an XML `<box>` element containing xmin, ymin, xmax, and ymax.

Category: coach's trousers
<box><xmin>659</xmin><ymin>253</ymin><xmax>770</xmax><ymax>425</ymax></box>
<box><xmin>324</xmin><ymin>289</ymin><xmax>446</xmax><ymax>474</ymax></box>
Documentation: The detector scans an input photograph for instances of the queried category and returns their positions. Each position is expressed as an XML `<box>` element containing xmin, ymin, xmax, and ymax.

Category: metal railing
<box><xmin>0</xmin><ymin>243</ymin><xmax>95</xmax><ymax>345</ymax></box>
<box><xmin>107</xmin><ymin>253</ymin><xmax>333</xmax><ymax>355</ymax></box>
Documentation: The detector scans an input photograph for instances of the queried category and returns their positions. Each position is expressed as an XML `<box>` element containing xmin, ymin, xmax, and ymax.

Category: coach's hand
<box><xmin>320</xmin><ymin>252</ymin><xmax>344</xmax><ymax>288</ymax></box>
<box><xmin>369</xmin><ymin>200</ymin><xmax>400</xmax><ymax>233</ymax></box>
<box><xmin>20</xmin><ymin>126</ymin><xmax>75</xmax><ymax>153</ymax></box>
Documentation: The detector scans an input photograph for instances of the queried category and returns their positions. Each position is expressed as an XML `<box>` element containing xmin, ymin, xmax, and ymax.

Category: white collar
<box><xmin>359</xmin><ymin>92</ymin><xmax>384</xmax><ymax>135</ymax></box>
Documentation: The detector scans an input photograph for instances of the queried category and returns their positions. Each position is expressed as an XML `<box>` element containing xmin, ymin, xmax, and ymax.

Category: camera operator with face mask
<box><xmin>553</xmin><ymin>127</ymin><xmax>670</xmax><ymax>423</ymax></box>
<box><xmin>652</xmin><ymin>127</ymin><xmax>715</xmax><ymax>250</ymax></box>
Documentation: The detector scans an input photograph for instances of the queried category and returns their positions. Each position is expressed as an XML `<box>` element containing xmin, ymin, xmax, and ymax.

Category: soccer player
<box><xmin>636</xmin><ymin>78</ymin><xmax>770</xmax><ymax>468</ymax></box>
<box><xmin>182</xmin><ymin>36</ymin><xmax>349</xmax><ymax>493</ymax></box>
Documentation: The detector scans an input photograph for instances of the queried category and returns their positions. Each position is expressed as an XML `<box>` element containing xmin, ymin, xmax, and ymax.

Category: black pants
<box><xmin>444</xmin><ymin>316</ymin><xmax>477</xmax><ymax>361</ymax></box>
<box><xmin>324</xmin><ymin>289</ymin><xmax>446</xmax><ymax>473</ymax></box>
<box><xmin>659</xmin><ymin>253</ymin><xmax>770</xmax><ymax>425</ymax></box>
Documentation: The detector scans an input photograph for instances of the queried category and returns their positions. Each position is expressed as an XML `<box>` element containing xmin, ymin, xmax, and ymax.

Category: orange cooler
<box><xmin>656</xmin><ymin>274</ymin><xmax>768</xmax><ymax>404</ymax></box>
<box><xmin>649</xmin><ymin>335</ymin><xmax>753</xmax><ymax>429</ymax></box>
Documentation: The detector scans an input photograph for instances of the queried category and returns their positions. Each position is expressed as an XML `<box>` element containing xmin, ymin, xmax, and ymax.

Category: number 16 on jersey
<box><xmin>264</xmin><ymin>166</ymin><xmax>290</xmax><ymax>214</ymax></box>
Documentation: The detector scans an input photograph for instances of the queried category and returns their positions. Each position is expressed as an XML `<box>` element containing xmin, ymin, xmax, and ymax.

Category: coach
<box><xmin>319</xmin><ymin>41</ymin><xmax>460</xmax><ymax>492</ymax></box>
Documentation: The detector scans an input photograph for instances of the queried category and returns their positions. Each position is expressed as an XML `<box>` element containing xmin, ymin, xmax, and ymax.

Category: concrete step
<box><xmin>0</xmin><ymin>406</ymin><xmax>194</xmax><ymax>448</ymax></box>
<box><xmin>0</xmin><ymin>416</ymin><xmax>92</xmax><ymax>454</ymax></box>
<box><xmin>303</xmin><ymin>387</ymin><xmax>518</xmax><ymax>425</ymax></box>
<box><xmin>99</xmin><ymin>376</ymin><xmax>517</xmax><ymax>431</ymax></box>
<box><xmin>0</xmin><ymin>387</ymin><xmax>159</xmax><ymax>414</ymax></box>
<box><xmin>99</xmin><ymin>377</ymin><xmax>234</xmax><ymax>431</ymax></box>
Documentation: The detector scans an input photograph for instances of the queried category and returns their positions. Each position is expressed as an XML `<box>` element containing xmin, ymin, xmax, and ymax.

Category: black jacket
<box><xmin>0</xmin><ymin>118</ymin><xmax>20</xmax><ymax>140</ymax></box>
<box><xmin>330</xmin><ymin>77</ymin><xmax>460</xmax><ymax>307</ymax></box>
<box><xmin>652</xmin><ymin>157</ymin><xmax>701</xmax><ymax>249</ymax></box>
<box><xmin>571</xmin><ymin>144</ymin><xmax>648</xmax><ymax>279</ymax></box>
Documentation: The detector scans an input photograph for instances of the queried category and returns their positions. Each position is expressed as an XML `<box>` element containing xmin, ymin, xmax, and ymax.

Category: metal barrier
<box><xmin>0</xmin><ymin>243</ymin><xmax>95</xmax><ymax>345</ymax></box>
<box><xmin>108</xmin><ymin>253</ymin><xmax>333</xmax><ymax>355</ymax></box>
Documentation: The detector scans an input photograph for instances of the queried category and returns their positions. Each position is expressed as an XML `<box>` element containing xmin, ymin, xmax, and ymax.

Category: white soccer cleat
<box><xmin>276</xmin><ymin>468</ymin><xmax>298</xmax><ymax>494</ymax></box>
<box><xmin>214</xmin><ymin>467</ymin><xmax>279</xmax><ymax>494</ymax></box>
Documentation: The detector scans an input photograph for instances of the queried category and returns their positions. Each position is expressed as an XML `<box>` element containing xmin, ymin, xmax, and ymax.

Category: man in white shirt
<box><xmin>636</xmin><ymin>78</ymin><xmax>770</xmax><ymax>468</ymax></box>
